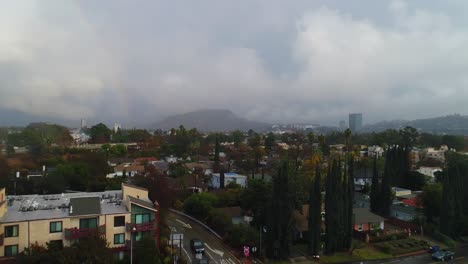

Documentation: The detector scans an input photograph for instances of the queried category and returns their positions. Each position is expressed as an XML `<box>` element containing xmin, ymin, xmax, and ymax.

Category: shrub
<box><xmin>432</xmin><ymin>230</ymin><xmax>456</xmax><ymax>248</ymax></box>
<box><xmin>183</xmin><ymin>192</ymin><xmax>218</xmax><ymax>221</ymax></box>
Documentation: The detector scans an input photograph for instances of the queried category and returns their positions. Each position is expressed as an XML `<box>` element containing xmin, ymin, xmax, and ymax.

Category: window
<box><xmin>5</xmin><ymin>245</ymin><xmax>18</xmax><ymax>257</ymax></box>
<box><xmin>114</xmin><ymin>216</ymin><xmax>125</xmax><ymax>227</ymax></box>
<box><xmin>5</xmin><ymin>225</ymin><xmax>18</xmax><ymax>237</ymax></box>
<box><xmin>135</xmin><ymin>214</ymin><xmax>150</xmax><ymax>224</ymax></box>
<box><xmin>79</xmin><ymin>218</ymin><xmax>98</xmax><ymax>229</ymax></box>
<box><xmin>50</xmin><ymin>221</ymin><xmax>62</xmax><ymax>233</ymax></box>
<box><xmin>114</xmin><ymin>233</ymin><xmax>125</xmax><ymax>244</ymax></box>
<box><xmin>135</xmin><ymin>232</ymin><xmax>143</xmax><ymax>242</ymax></box>
<box><xmin>357</xmin><ymin>224</ymin><xmax>363</xmax><ymax>231</ymax></box>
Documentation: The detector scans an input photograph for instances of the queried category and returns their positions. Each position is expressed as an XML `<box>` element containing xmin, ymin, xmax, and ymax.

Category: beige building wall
<box><xmin>1</xmin><ymin>221</ymin><xmax>28</xmax><ymax>256</ymax></box>
<box><xmin>104</xmin><ymin>213</ymin><xmax>131</xmax><ymax>247</ymax></box>
<box><xmin>0</xmin><ymin>188</ymin><xmax>6</xmax><ymax>218</ymax></box>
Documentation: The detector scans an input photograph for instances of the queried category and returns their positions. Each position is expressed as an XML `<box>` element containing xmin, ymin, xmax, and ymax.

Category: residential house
<box><xmin>367</xmin><ymin>145</ymin><xmax>384</xmax><ymax>158</ymax></box>
<box><xmin>392</xmin><ymin>187</ymin><xmax>412</xmax><ymax>198</ymax></box>
<box><xmin>416</xmin><ymin>166</ymin><xmax>442</xmax><ymax>181</ymax></box>
<box><xmin>106</xmin><ymin>163</ymin><xmax>145</xmax><ymax>178</ymax></box>
<box><xmin>0</xmin><ymin>184</ymin><xmax>159</xmax><ymax>259</ymax></box>
<box><xmin>353</xmin><ymin>208</ymin><xmax>385</xmax><ymax>232</ymax></box>
<box><xmin>209</xmin><ymin>173</ymin><xmax>247</xmax><ymax>188</ymax></box>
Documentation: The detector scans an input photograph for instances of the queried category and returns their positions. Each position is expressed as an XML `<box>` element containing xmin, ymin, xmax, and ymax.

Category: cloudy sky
<box><xmin>1</xmin><ymin>0</ymin><xmax>468</xmax><ymax>127</ymax></box>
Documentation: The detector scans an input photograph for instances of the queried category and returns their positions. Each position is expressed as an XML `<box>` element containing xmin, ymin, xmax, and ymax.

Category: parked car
<box><xmin>190</xmin><ymin>239</ymin><xmax>205</xmax><ymax>254</ymax></box>
<box><xmin>432</xmin><ymin>250</ymin><xmax>455</xmax><ymax>261</ymax></box>
<box><xmin>428</xmin><ymin>245</ymin><xmax>439</xmax><ymax>253</ymax></box>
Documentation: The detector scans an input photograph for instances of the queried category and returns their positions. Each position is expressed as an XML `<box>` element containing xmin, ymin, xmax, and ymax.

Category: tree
<box><xmin>89</xmin><ymin>123</ymin><xmax>112</xmax><ymax>143</ymax></box>
<box><xmin>265</xmin><ymin>161</ymin><xmax>295</xmax><ymax>259</ymax></box>
<box><xmin>370</xmin><ymin>157</ymin><xmax>380</xmax><ymax>213</ymax></box>
<box><xmin>240</xmin><ymin>179</ymin><xmax>271</xmax><ymax>227</ymax></box>
<box><xmin>420</xmin><ymin>183</ymin><xmax>442</xmax><ymax>223</ymax></box>
<box><xmin>183</xmin><ymin>192</ymin><xmax>218</xmax><ymax>221</ymax></box>
<box><xmin>219</xmin><ymin>168</ymin><xmax>225</xmax><ymax>189</ymax></box>
<box><xmin>134</xmin><ymin>235</ymin><xmax>162</xmax><ymax>264</ymax></box>
<box><xmin>379</xmin><ymin>148</ymin><xmax>394</xmax><ymax>216</ymax></box>
<box><xmin>344</xmin><ymin>129</ymin><xmax>352</xmax><ymax>152</ymax></box>
<box><xmin>399</xmin><ymin>126</ymin><xmax>419</xmax><ymax>147</ymax></box>
<box><xmin>308</xmin><ymin>165</ymin><xmax>321</xmax><ymax>256</ymax></box>
<box><xmin>213</xmin><ymin>137</ymin><xmax>220</xmax><ymax>173</ymax></box>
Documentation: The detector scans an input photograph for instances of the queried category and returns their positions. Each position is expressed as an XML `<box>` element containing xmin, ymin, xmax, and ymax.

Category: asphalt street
<box><xmin>166</xmin><ymin>211</ymin><xmax>240</xmax><ymax>264</ymax></box>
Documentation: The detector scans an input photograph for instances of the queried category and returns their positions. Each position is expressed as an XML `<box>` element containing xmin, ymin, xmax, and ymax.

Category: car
<box><xmin>431</xmin><ymin>249</ymin><xmax>455</xmax><ymax>261</ymax></box>
<box><xmin>190</xmin><ymin>239</ymin><xmax>205</xmax><ymax>254</ymax></box>
<box><xmin>428</xmin><ymin>245</ymin><xmax>439</xmax><ymax>254</ymax></box>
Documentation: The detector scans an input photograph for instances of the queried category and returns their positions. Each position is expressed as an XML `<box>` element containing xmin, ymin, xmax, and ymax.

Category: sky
<box><xmin>1</xmin><ymin>0</ymin><xmax>468</xmax><ymax>127</ymax></box>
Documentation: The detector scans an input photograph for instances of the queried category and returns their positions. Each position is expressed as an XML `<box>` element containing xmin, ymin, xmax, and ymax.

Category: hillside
<box><xmin>152</xmin><ymin>109</ymin><xmax>270</xmax><ymax>132</ymax></box>
<box><xmin>362</xmin><ymin>114</ymin><xmax>468</xmax><ymax>135</ymax></box>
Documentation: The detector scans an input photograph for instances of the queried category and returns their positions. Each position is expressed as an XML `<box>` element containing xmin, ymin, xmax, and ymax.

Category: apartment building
<box><xmin>0</xmin><ymin>183</ymin><xmax>159</xmax><ymax>259</ymax></box>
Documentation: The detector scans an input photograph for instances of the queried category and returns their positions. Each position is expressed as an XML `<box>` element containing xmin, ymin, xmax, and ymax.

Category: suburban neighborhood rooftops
<box><xmin>353</xmin><ymin>208</ymin><xmax>385</xmax><ymax>224</ymax></box>
<box><xmin>1</xmin><ymin>190</ymin><xmax>127</xmax><ymax>223</ymax></box>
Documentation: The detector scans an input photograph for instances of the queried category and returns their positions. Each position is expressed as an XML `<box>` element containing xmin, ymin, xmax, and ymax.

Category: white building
<box><xmin>210</xmin><ymin>173</ymin><xmax>248</xmax><ymax>188</ymax></box>
<box><xmin>368</xmin><ymin>145</ymin><xmax>384</xmax><ymax>158</ymax></box>
<box><xmin>417</xmin><ymin>166</ymin><xmax>442</xmax><ymax>180</ymax></box>
<box><xmin>424</xmin><ymin>147</ymin><xmax>446</xmax><ymax>162</ymax></box>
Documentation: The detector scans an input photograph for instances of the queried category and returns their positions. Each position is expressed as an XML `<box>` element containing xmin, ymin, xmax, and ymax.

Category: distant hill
<box><xmin>362</xmin><ymin>114</ymin><xmax>468</xmax><ymax>135</ymax></box>
<box><xmin>152</xmin><ymin>109</ymin><xmax>270</xmax><ymax>132</ymax></box>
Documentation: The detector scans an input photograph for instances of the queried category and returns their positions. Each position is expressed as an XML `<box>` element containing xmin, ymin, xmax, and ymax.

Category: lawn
<box><xmin>374</xmin><ymin>238</ymin><xmax>429</xmax><ymax>256</ymax></box>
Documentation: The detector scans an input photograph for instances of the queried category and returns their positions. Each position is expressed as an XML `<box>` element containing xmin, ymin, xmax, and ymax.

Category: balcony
<box><xmin>126</xmin><ymin>220</ymin><xmax>157</xmax><ymax>233</ymax></box>
<box><xmin>64</xmin><ymin>225</ymin><xmax>106</xmax><ymax>240</ymax></box>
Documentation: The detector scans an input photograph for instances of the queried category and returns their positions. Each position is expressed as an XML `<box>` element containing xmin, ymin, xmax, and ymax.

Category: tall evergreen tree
<box><xmin>308</xmin><ymin>165</ymin><xmax>322</xmax><ymax>255</ymax></box>
<box><xmin>214</xmin><ymin>137</ymin><xmax>220</xmax><ymax>173</ymax></box>
<box><xmin>379</xmin><ymin>147</ymin><xmax>394</xmax><ymax>216</ymax></box>
<box><xmin>325</xmin><ymin>160</ymin><xmax>339</xmax><ymax>254</ymax></box>
<box><xmin>370</xmin><ymin>157</ymin><xmax>380</xmax><ymax>213</ymax></box>
<box><xmin>344</xmin><ymin>156</ymin><xmax>354</xmax><ymax>250</ymax></box>
<box><xmin>219</xmin><ymin>167</ymin><xmax>225</xmax><ymax>189</ymax></box>
<box><xmin>266</xmin><ymin>161</ymin><xmax>295</xmax><ymax>259</ymax></box>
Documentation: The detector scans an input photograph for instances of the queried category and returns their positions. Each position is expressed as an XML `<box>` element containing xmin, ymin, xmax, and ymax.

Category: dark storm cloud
<box><xmin>1</xmin><ymin>0</ymin><xmax>468</xmax><ymax>126</ymax></box>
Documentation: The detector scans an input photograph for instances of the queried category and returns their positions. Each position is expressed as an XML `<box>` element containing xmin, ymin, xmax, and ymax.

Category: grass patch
<box><xmin>353</xmin><ymin>246</ymin><xmax>392</xmax><ymax>260</ymax></box>
<box><xmin>374</xmin><ymin>238</ymin><xmax>428</xmax><ymax>256</ymax></box>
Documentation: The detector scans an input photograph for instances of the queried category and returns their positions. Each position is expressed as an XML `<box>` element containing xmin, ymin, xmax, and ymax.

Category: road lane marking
<box><xmin>205</xmin><ymin>249</ymin><xmax>219</xmax><ymax>264</ymax></box>
<box><xmin>227</xmin><ymin>258</ymin><xmax>236</xmax><ymax>264</ymax></box>
<box><xmin>182</xmin><ymin>245</ymin><xmax>192</xmax><ymax>263</ymax></box>
<box><xmin>176</xmin><ymin>219</ymin><xmax>192</xmax><ymax>229</ymax></box>
<box><xmin>169</xmin><ymin>226</ymin><xmax>177</xmax><ymax>232</ymax></box>
<box><xmin>205</xmin><ymin>243</ymin><xmax>224</xmax><ymax>257</ymax></box>
<box><xmin>455</xmin><ymin>256</ymin><xmax>464</xmax><ymax>260</ymax></box>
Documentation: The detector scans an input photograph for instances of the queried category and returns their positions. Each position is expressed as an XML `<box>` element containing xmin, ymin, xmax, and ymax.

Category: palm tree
<box><xmin>344</xmin><ymin>128</ymin><xmax>352</xmax><ymax>153</ymax></box>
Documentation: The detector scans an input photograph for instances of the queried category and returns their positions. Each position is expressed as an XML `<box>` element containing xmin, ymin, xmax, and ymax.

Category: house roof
<box><xmin>401</xmin><ymin>197</ymin><xmax>422</xmax><ymax>208</ymax></box>
<box><xmin>114</xmin><ymin>163</ymin><xmax>145</xmax><ymax>173</ymax></box>
<box><xmin>69</xmin><ymin>197</ymin><xmax>101</xmax><ymax>216</ymax></box>
<box><xmin>128</xmin><ymin>196</ymin><xmax>156</xmax><ymax>211</ymax></box>
<box><xmin>135</xmin><ymin>157</ymin><xmax>157</xmax><ymax>164</ymax></box>
<box><xmin>353</xmin><ymin>208</ymin><xmax>385</xmax><ymax>224</ymax></box>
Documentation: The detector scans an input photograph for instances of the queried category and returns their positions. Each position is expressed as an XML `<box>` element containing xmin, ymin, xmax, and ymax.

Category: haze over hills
<box><xmin>152</xmin><ymin>109</ymin><xmax>270</xmax><ymax>132</ymax></box>
<box><xmin>362</xmin><ymin>114</ymin><xmax>468</xmax><ymax>135</ymax></box>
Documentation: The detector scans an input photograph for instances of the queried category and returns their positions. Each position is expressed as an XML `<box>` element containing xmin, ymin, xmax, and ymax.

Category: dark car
<box><xmin>190</xmin><ymin>239</ymin><xmax>205</xmax><ymax>254</ymax></box>
<box><xmin>432</xmin><ymin>250</ymin><xmax>455</xmax><ymax>261</ymax></box>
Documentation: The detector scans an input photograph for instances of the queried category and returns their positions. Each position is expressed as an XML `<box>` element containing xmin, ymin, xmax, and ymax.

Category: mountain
<box><xmin>362</xmin><ymin>114</ymin><xmax>468</xmax><ymax>135</ymax></box>
<box><xmin>152</xmin><ymin>109</ymin><xmax>270</xmax><ymax>132</ymax></box>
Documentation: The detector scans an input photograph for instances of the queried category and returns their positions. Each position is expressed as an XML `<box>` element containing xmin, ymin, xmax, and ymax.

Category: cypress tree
<box><xmin>325</xmin><ymin>160</ymin><xmax>339</xmax><ymax>254</ymax></box>
<box><xmin>380</xmin><ymin>147</ymin><xmax>394</xmax><ymax>216</ymax></box>
<box><xmin>214</xmin><ymin>137</ymin><xmax>220</xmax><ymax>173</ymax></box>
<box><xmin>308</xmin><ymin>165</ymin><xmax>322</xmax><ymax>256</ymax></box>
<box><xmin>219</xmin><ymin>167</ymin><xmax>225</xmax><ymax>189</ymax></box>
<box><xmin>370</xmin><ymin>157</ymin><xmax>380</xmax><ymax>213</ymax></box>
<box><xmin>344</xmin><ymin>156</ymin><xmax>354</xmax><ymax>250</ymax></box>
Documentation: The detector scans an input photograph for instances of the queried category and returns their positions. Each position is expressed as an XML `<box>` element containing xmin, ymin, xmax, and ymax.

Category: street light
<box><xmin>130</xmin><ymin>226</ymin><xmax>136</xmax><ymax>264</ymax></box>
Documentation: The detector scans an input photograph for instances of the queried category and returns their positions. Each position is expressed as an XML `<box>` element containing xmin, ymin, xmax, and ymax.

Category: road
<box><xmin>166</xmin><ymin>210</ymin><xmax>240</xmax><ymax>264</ymax></box>
<box><xmin>354</xmin><ymin>246</ymin><xmax>468</xmax><ymax>264</ymax></box>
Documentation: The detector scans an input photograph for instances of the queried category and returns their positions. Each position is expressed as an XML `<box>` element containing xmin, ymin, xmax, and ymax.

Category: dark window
<box><xmin>50</xmin><ymin>221</ymin><xmax>62</xmax><ymax>233</ymax></box>
<box><xmin>114</xmin><ymin>233</ymin><xmax>125</xmax><ymax>244</ymax></box>
<box><xmin>114</xmin><ymin>216</ymin><xmax>125</xmax><ymax>227</ymax></box>
<box><xmin>5</xmin><ymin>245</ymin><xmax>18</xmax><ymax>256</ymax></box>
<box><xmin>79</xmin><ymin>218</ymin><xmax>98</xmax><ymax>229</ymax></box>
<box><xmin>5</xmin><ymin>225</ymin><xmax>18</xmax><ymax>237</ymax></box>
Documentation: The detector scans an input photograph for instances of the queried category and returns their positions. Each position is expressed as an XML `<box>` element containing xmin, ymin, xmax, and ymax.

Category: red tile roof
<box><xmin>402</xmin><ymin>197</ymin><xmax>423</xmax><ymax>208</ymax></box>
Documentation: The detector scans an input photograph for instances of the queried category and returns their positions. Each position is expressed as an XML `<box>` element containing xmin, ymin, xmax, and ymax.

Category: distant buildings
<box><xmin>114</xmin><ymin>123</ymin><xmax>121</xmax><ymax>133</ymax></box>
<box><xmin>349</xmin><ymin>113</ymin><xmax>363</xmax><ymax>132</ymax></box>
<box><xmin>80</xmin><ymin>119</ymin><xmax>87</xmax><ymax>129</ymax></box>
<box><xmin>209</xmin><ymin>173</ymin><xmax>247</xmax><ymax>188</ymax></box>
<box><xmin>339</xmin><ymin>120</ymin><xmax>346</xmax><ymax>131</ymax></box>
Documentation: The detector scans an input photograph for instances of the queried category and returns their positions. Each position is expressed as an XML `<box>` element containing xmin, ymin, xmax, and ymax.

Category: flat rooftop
<box><xmin>0</xmin><ymin>190</ymin><xmax>134</xmax><ymax>223</ymax></box>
